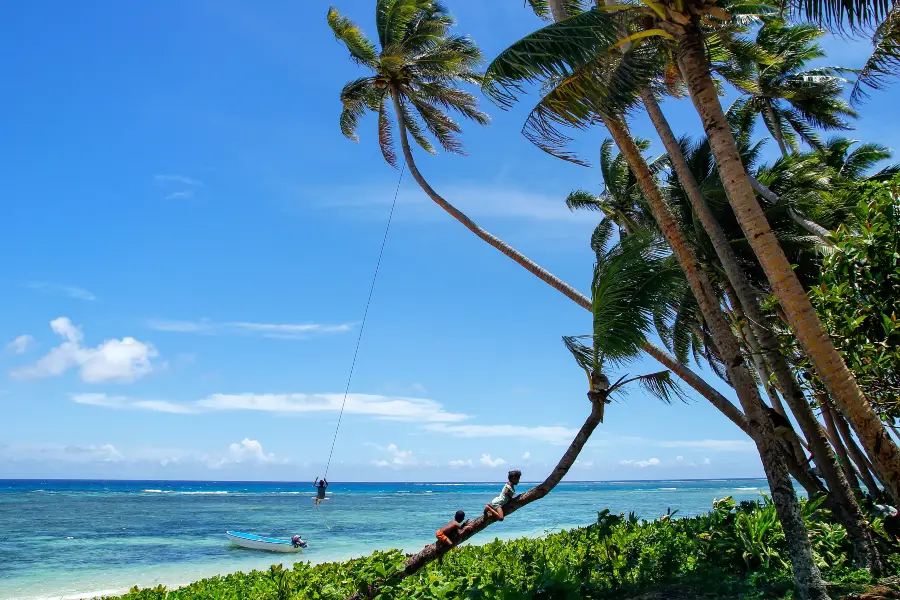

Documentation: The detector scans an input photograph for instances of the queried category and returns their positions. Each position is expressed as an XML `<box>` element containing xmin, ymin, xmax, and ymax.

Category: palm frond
<box><xmin>590</xmin><ymin>219</ymin><xmax>615</xmax><ymax>257</ymax></box>
<box><xmin>592</xmin><ymin>231</ymin><xmax>682</xmax><ymax>365</ymax></box>
<box><xmin>482</xmin><ymin>7</ymin><xmax>627</xmax><ymax>108</ymax></box>
<box><xmin>519</xmin><ymin>44</ymin><xmax>662</xmax><ymax>165</ymax></box>
<box><xmin>851</xmin><ymin>3</ymin><xmax>900</xmax><ymax>103</ymax></box>
<box><xmin>562</xmin><ymin>334</ymin><xmax>598</xmax><ymax>375</ymax></box>
<box><xmin>405</xmin><ymin>94</ymin><xmax>465</xmax><ymax>154</ymax></box>
<box><xmin>412</xmin><ymin>82</ymin><xmax>490</xmax><ymax>125</ymax></box>
<box><xmin>328</xmin><ymin>6</ymin><xmax>379</xmax><ymax>68</ymax></box>
<box><xmin>378</xmin><ymin>101</ymin><xmax>398</xmax><ymax>168</ymax></box>
<box><xmin>612</xmin><ymin>370</ymin><xmax>692</xmax><ymax>404</ymax></box>
<box><xmin>339</xmin><ymin>77</ymin><xmax>379</xmax><ymax>141</ymax></box>
<box><xmin>794</xmin><ymin>0</ymin><xmax>892</xmax><ymax>31</ymax></box>
<box><xmin>567</xmin><ymin>189</ymin><xmax>601</xmax><ymax>211</ymax></box>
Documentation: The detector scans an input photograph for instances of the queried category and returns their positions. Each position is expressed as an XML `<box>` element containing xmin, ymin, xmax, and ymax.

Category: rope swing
<box><xmin>322</xmin><ymin>162</ymin><xmax>407</xmax><ymax>480</ymax></box>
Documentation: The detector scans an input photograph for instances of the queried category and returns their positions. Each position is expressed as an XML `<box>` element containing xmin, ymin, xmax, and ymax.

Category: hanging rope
<box><xmin>323</xmin><ymin>161</ymin><xmax>406</xmax><ymax>479</ymax></box>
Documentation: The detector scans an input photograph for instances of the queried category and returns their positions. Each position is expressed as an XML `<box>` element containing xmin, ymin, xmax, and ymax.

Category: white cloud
<box><xmin>574</xmin><ymin>459</ymin><xmax>595</xmax><ymax>468</ymax></box>
<box><xmin>10</xmin><ymin>318</ymin><xmax>157</xmax><ymax>383</ymax></box>
<box><xmin>24</xmin><ymin>282</ymin><xmax>96</xmax><ymax>301</ymax></box>
<box><xmin>620</xmin><ymin>457</ymin><xmax>661</xmax><ymax>468</ymax></box>
<box><xmin>6</xmin><ymin>335</ymin><xmax>35</xmax><ymax>355</ymax></box>
<box><xmin>147</xmin><ymin>318</ymin><xmax>354</xmax><ymax>339</ymax></box>
<box><xmin>370</xmin><ymin>443</ymin><xmax>417</xmax><ymax>468</ymax></box>
<box><xmin>198</xmin><ymin>393</ymin><xmax>466</xmax><ymax>423</ymax></box>
<box><xmin>1</xmin><ymin>443</ymin><xmax>123</xmax><ymax>463</ymax></box>
<box><xmin>703</xmin><ymin>457</ymin><xmax>712</xmax><ymax>465</ymax></box>
<box><xmin>229</xmin><ymin>439</ymin><xmax>273</xmax><ymax>462</ymax></box>
<box><xmin>449</xmin><ymin>459</ymin><xmax>473</xmax><ymax>468</ymax></box>
<box><xmin>522</xmin><ymin>451</ymin><xmax>531</xmax><ymax>460</ymax></box>
<box><xmin>676</xmin><ymin>455</ymin><xmax>684</xmax><ymax>462</ymax></box>
<box><xmin>425</xmin><ymin>423</ymin><xmax>577</xmax><ymax>445</ymax></box>
<box><xmin>479</xmin><ymin>454</ymin><xmax>507</xmax><ymax>467</ymax></box>
<box><xmin>71</xmin><ymin>394</ymin><xmax>197</xmax><ymax>414</ymax></box>
<box><xmin>657</xmin><ymin>439</ymin><xmax>755</xmax><ymax>452</ymax></box>
<box><xmin>208</xmin><ymin>439</ymin><xmax>276</xmax><ymax>469</ymax></box>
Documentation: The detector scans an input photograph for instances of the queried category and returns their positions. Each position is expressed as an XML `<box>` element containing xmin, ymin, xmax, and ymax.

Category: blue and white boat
<box><xmin>226</xmin><ymin>531</ymin><xmax>307</xmax><ymax>553</ymax></box>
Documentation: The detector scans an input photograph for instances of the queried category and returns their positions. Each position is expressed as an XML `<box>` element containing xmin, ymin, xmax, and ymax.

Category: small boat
<box><xmin>226</xmin><ymin>531</ymin><xmax>307</xmax><ymax>553</ymax></box>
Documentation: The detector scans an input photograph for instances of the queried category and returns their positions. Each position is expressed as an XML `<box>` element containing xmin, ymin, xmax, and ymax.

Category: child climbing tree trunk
<box><xmin>343</xmin><ymin>390</ymin><xmax>607</xmax><ymax>600</ymax></box>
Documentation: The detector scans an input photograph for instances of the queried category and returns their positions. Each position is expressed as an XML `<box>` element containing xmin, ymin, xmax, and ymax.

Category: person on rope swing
<box><xmin>313</xmin><ymin>477</ymin><xmax>328</xmax><ymax>507</ymax></box>
<box><xmin>435</xmin><ymin>510</ymin><xmax>471</xmax><ymax>548</ymax></box>
<box><xmin>484</xmin><ymin>469</ymin><xmax>521</xmax><ymax>521</ymax></box>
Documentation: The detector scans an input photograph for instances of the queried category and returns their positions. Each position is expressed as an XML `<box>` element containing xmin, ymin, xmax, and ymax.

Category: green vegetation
<box><xmin>808</xmin><ymin>175</ymin><xmax>900</xmax><ymax>419</ymax></box>
<box><xmin>115</xmin><ymin>498</ymin><xmax>899</xmax><ymax>600</ymax></box>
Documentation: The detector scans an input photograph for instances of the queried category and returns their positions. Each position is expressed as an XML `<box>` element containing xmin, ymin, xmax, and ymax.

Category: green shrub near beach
<box><xmin>113</xmin><ymin>497</ymin><xmax>900</xmax><ymax>600</ymax></box>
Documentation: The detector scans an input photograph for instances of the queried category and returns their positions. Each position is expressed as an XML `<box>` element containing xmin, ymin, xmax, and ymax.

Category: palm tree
<box><xmin>565</xmin><ymin>138</ymin><xmax>662</xmax><ymax>237</ymax></box>
<box><xmin>327</xmin><ymin>0</ymin><xmax>741</xmax><ymax>433</ymax></box>
<box><xmin>850</xmin><ymin>2</ymin><xmax>900</xmax><ymax>103</ymax></box>
<box><xmin>481</xmin><ymin>0</ymin><xmax>900</xmax><ymax>513</ymax></box>
<box><xmin>738</xmin><ymin>19</ymin><xmax>857</xmax><ymax>157</ymax></box>
<box><xmin>343</xmin><ymin>230</ymin><xmax>695</xmax><ymax>599</ymax></box>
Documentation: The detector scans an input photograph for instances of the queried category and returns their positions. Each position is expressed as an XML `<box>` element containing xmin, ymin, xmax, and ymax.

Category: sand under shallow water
<box><xmin>0</xmin><ymin>479</ymin><xmax>783</xmax><ymax>600</ymax></box>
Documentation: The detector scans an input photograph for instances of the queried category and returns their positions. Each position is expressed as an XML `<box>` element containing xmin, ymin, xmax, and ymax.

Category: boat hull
<box><xmin>226</xmin><ymin>531</ymin><xmax>305</xmax><ymax>553</ymax></box>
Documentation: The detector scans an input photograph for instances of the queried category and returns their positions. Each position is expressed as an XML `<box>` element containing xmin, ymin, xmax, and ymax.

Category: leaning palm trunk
<box><xmin>674</xmin><ymin>25</ymin><xmax>900</xmax><ymax>504</ymax></box>
<box><xmin>826</xmin><ymin>396</ymin><xmax>884</xmax><ymax>496</ymax></box>
<box><xmin>820</xmin><ymin>394</ymin><xmax>864</xmax><ymax>491</ymax></box>
<box><xmin>345</xmin><ymin>389</ymin><xmax>606</xmax><ymax>600</ymax></box>
<box><xmin>603</xmin><ymin>114</ymin><xmax>829</xmax><ymax>599</ymax></box>
<box><xmin>641</xmin><ymin>89</ymin><xmax>878</xmax><ymax>571</ymax></box>
<box><xmin>388</xmin><ymin>90</ymin><xmax>741</xmax><ymax>430</ymax></box>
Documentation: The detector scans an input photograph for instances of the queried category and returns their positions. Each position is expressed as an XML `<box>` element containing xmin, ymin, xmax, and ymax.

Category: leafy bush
<box><xmin>809</xmin><ymin>175</ymin><xmax>900</xmax><ymax>418</ymax></box>
<box><xmin>109</xmin><ymin>496</ymin><xmax>891</xmax><ymax>600</ymax></box>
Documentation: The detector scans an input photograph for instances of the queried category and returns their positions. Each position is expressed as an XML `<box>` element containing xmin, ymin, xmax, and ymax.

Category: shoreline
<box><xmin>5</xmin><ymin>528</ymin><xmax>562</xmax><ymax>600</ymax></box>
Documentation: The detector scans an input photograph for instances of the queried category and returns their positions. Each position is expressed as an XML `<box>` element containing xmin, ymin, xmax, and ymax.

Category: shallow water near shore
<box><xmin>0</xmin><ymin>478</ymin><xmax>788</xmax><ymax>600</ymax></box>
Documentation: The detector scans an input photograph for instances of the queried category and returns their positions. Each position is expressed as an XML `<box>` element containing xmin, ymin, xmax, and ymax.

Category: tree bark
<box><xmin>642</xmin><ymin>89</ymin><xmax>877</xmax><ymax>569</ymax></box>
<box><xmin>674</xmin><ymin>25</ymin><xmax>900</xmax><ymax>505</ymax></box>
<box><xmin>828</xmin><ymin>397</ymin><xmax>883</xmax><ymax>497</ymax></box>
<box><xmin>820</xmin><ymin>395</ymin><xmax>862</xmax><ymax>491</ymax></box>
<box><xmin>603</xmin><ymin>114</ymin><xmax>829</xmax><ymax>600</ymax></box>
<box><xmin>547</xmin><ymin>0</ymin><xmax>569</xmax><ymax>21</ymax></box>
<box><xmin>346</xmin><ymin>392</ymin><xmax>606</xmax><ymax>600</ymax></box>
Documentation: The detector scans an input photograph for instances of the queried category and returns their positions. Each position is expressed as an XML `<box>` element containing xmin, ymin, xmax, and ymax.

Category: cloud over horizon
<box><xmin>147</xmin><ymin>318</ymin><xmax>355</xmax><ymax>339</ymax></box>
<box><xmin>10</xmin><ymin>318</ymin><xmax>157</xmax><ymax>383</ymax></box>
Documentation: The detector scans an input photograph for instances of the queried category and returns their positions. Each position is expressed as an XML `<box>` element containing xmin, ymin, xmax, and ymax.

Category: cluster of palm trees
<box><xmin>327</xmin><ymin>1</ymin><xmax>899</xmax><ymax>598</ymax></box>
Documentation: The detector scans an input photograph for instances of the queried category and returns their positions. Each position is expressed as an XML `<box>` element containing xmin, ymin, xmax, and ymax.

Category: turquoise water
<box><xmin>0</xmin><ymin>478</ymin><xmax>783</xmax><ymax>600</ymax></box>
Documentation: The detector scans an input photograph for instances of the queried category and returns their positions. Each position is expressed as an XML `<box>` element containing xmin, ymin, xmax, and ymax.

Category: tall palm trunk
<box><xmin>674</xmin><ymin>25</ymin><xmax>900</xmax><ymax>503</ymax></box>
<box><xmin>345</xmin><ymin>389</ymin><xmax>606</xmax><ymax>600</ymax></box>
<box><xmin>603</xmin><ymin>114</ymin><xmax>829</xmax><ymax>600</ymax></box>
<box><xmin>641</xmin><ymin>90</ymin><xmax>879</xmax><ymax>570</ymax></box>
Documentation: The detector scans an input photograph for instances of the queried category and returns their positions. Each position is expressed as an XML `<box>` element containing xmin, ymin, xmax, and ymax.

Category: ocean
<box><xmin>0</xmin><ymin>478</ymin><xmax>785</xmax><ymax>600</ymax></box>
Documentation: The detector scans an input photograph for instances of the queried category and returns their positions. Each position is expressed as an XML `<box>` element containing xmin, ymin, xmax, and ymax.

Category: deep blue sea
<box><xmin>0</xmin><ymin>478</ymin><xmax>786</xmax><ymax>600</ymax></box>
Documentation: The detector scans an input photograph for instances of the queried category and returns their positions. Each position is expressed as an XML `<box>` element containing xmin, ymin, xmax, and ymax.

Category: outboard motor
<box><xmin>291</xmin><ymin>535</ymin><xmax>307</xmax><ymax>548</ymax></box>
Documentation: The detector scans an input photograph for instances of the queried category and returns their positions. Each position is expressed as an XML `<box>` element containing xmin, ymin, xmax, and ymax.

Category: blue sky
<box><xmin>1</xmin><ymin>1</ymin><xmax>896</xmax><ymax>482</ymax></box>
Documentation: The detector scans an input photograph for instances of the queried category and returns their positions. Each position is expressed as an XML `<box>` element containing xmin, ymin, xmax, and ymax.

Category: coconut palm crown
<box><xmin>738</xmin><ymin>19</ymin><xmax>857</xmax><ymax>155</ymax></box>
<box><xmin>327</xmin><ymin>0</ymin><xmax>489</xmax><ymax>168</ymax></box>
